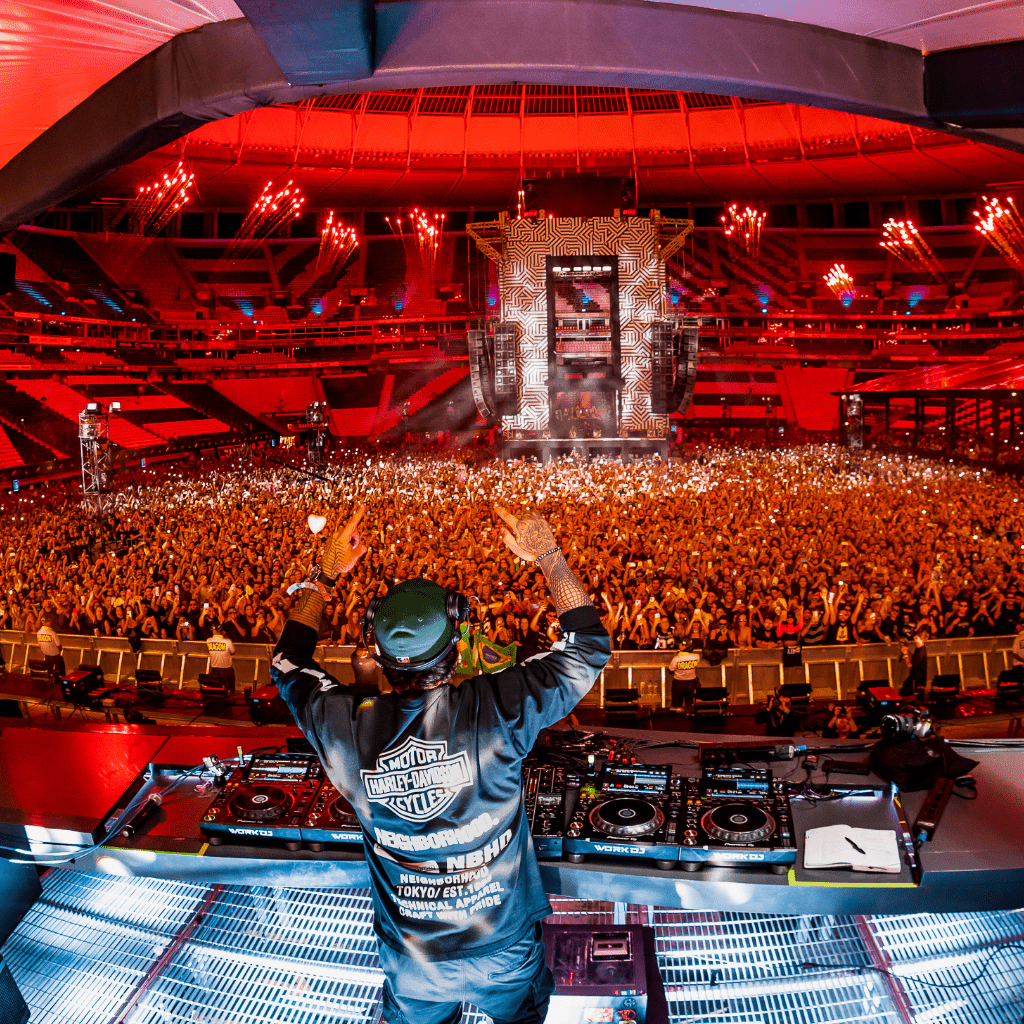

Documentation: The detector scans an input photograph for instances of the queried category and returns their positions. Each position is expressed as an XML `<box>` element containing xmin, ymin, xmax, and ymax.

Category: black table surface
<box><xmin>0</xmin><ymin>717</ymin><xmax>1021</xmax><ymax>913</ymax></box>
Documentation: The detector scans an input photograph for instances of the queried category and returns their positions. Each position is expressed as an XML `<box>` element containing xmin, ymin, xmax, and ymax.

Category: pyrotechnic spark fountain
<box><xmin>316</xmin><ymin>211</ymin><xmax>359</xmax><ymax>276</ymax></box>
<box><xmin>721</xmin><ymin>204</ymin><xmax>767</xmax><ymax>257</ymax></box>
<box><xmin>385</xmin><ymin>208</ymin><xmax>447</xmax><ymax>306</ymax></box>
<box><xmin>240</xmin><ymin>180</ymin><xmax>306</xmax><ymax>240</ymax></box>
<box><xmin>879</xmin><ymin>218</ymin><xmax>945</xmax><ymax>281</ymax></box>
<box><xmin>973</xmin><ymin>196</ymin><xmax>1024</xmax><ymax>274</ymax></box>
<box><xmin>825</xmin><ymin>263</ymin><xmax>857</xmax><ymax>307</ymax></box>
<box><xmin>128</xmin><ymin>161</ymin><xmax>195</xmax><ymax>236</ymax></box>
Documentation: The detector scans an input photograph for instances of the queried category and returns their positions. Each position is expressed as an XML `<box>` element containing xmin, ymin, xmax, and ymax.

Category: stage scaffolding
<box><xmin>78</xmin><ymin>403</ymin><xmax>116</xmax><ymax>516</ymax></box>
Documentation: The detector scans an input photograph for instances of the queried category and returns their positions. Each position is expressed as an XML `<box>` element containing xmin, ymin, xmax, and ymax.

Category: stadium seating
<box><xmin>0</xmin><ymin>424</ymin><xmax>23</xmax><ymax>470</ymax></box>
<box><xmin>0</xmin><ymin>381</ymin><xmax>76</xmax><ymax>458</ymax></box>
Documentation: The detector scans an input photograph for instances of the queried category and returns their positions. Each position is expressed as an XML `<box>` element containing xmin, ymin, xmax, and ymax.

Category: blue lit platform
<box><xmin>3</xmin><ymin>870</ymin><xmax>1023</xmax><ymax>1024</ymax></box>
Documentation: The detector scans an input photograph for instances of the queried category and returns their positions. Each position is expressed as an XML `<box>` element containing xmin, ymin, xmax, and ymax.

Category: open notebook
<box><xmin>803</xmin><ymin>824</ymin><xmax>902</xmax><ymax>874</ymax></box>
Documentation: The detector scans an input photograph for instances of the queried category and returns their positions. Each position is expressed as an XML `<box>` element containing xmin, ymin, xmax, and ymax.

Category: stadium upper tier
<box><xmin>3</xmin><ymin>222</ymin><xmax>1023</xmax><ymax>327</ymax></box>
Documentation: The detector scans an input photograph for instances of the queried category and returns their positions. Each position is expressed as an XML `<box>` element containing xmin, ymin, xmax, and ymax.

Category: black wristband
<box><xmin>308</xmin><ymin>563</ymin><xmax>338</xmax><ymax>588</ymax></box>
<box><xmin>535</xmin><ymin>546</ymin><xmax>561</xmax><ymax>565</ymax></box>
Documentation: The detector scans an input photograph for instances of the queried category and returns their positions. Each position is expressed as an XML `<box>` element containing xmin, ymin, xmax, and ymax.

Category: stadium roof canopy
<box><xmin>3</xmin><ymin>1</ymin><xmax>1024</xmax><ymax>226</ymax></box>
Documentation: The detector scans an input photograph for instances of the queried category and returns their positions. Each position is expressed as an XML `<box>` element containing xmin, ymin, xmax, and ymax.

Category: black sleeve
<box><xmin>271</xmin><ymin>620</ymin><xmax>356</xmax><ymax>772</ymax></box>
<box><xmin>470</xmin><ymin>604</ymin><xmax>611</xmax><ymax>759</ymax></box>
<box><xmin>558</xmin><ymin>605</ymin><xmax>605</xmax><ymax>635</ymax></box>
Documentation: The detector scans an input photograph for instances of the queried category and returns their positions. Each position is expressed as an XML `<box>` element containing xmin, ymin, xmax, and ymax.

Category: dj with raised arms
<box><xmin>271</xmin><ymin>504</ymin><xmax>610</xmax><ymax>1024</ymax></box>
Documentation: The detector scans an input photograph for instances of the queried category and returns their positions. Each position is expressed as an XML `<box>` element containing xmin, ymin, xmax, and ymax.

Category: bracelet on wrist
<box><xmin>286</xmin><ymin>579</ymin><xmax>334</xmax><ymax>600</ymax></box>
<box><xmin>535</xmin><ymin>545</ymin><xmax>561</xmax><ymax>565</ymax></box>
<box><xmin>308</xmin><ymin>563</ymin><xmax>338</xmax><ymax>587</ymax></box>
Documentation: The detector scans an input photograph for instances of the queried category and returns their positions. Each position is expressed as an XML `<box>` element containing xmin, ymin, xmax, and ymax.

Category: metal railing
<box><xmin>2</xmin><ymin>631</ymin><xmax>1017</xmax><ymax>710</ymax></box>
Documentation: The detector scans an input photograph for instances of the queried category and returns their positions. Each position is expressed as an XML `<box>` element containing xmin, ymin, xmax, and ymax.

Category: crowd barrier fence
<box><xmin>2</xmin><ymin>631</ymin><xmax>1018</xmax><ymax>711</ymax></box>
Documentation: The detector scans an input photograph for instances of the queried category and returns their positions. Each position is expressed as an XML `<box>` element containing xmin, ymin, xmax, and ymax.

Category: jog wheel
<box><xmin>700</xmin><ymin>803</ymin><xmax>775</xmax><ymax>844</ymax></box>
<box><xmin>589</xmin><ymin>798</ymin><xmax>664</xmax><ymax>838</ymax></box>
<box><xmin>229</xmin><ymin>785</ymin><xmax>292</xmax><ymax>822</ymax></box>
<box><xmin>327</xmin><ymin>795</ymin><xmax>359</xmax><ymax>827</ymax></box>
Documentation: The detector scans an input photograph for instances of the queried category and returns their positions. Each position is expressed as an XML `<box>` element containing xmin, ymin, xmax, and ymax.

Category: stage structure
<box><xmin>306</xmin><ymin>400</ymin><xmax>328</xmax><ymax>473</ymax></box>
<box><xmin>837</xmin><ymin>356</ymin><xmax>1024</xmax><ymax>459</ymax></box>
<box><xmin>468</xmin><ymin>212</ymin><xmax>693</xmax><ymax>460</ymax></box>
<box><xmin>79</xmin><ymin>401</ymin><xmax>117</xmax><ymax>516</ymax></box>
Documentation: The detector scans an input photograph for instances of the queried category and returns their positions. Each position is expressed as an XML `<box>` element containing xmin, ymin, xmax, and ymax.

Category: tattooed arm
<box><xmin>494</xmin><ymin>506</ymin><xmax>591</xmax><ymax>614</ymax></box>
<box><xmin>288</xmin><ymin>506</ymin><xmax>368</xmax><ymax>632</ymax></box>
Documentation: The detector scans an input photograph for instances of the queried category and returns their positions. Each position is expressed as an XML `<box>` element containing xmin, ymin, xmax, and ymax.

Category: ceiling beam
<box><xmin>4</xmin><ymin>1</ymin><xmax>1024</xmax><ymax>231</ymax></box>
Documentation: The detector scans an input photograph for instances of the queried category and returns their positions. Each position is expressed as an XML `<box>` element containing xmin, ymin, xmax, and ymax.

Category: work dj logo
<box><xmin>362</xmin><ymin>737</ymin><xmax>473</xmax><ymax>823</ymax></box>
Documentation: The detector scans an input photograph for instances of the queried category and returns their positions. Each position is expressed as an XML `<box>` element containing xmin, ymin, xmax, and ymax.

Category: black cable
<box><xmin>0</xmin><ymin>761</ymin><xmax>214</xmax><ymax>863</ymax></box>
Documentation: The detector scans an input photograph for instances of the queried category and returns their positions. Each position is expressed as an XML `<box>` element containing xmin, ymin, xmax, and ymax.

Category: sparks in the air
<box><xmin>316</xmin><ymin>211</ymin><xmax>359</xmax><ymax>276</ymax></box>
<box><xmin>387</xmin><ymin>208</ymin><xmax>447</xmax><ymax>288</ymax></box>
<box><xmin>721</xmin><ymin>204</ymin><xmax>767</xmax><ymax>258</ymax></box>
<box><xmin>825</xmin><ymin>263</ymin><xmax>856</xmax><ymax>307</ymax></box>
<box><xmin>879</xmin><ymin>218</ymin><xmax>945</xmax><ymax>281</ymax></box>
<box><xmin>127</xmin><ymin>160</ymin><xmax>195</xmax><ymax>237</ymax></box>
<box><xmin>973</xmin><ymin>196</ymin><xmax>1024</xmax><ymax>274</ymax></box>
<box><xmin>240</xmin><ymin>180</ymin><xmax>307</xmax><ymax>239</ymax></box>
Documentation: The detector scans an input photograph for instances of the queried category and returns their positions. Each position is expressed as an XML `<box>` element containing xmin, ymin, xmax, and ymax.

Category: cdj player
<box><xmin>201</xmin><ymin>754</ymin><xmax>323</xmax><ymax>851</ymax></box>
<box><xmin>678</xmin><ymin>766</ymin><xmax>796</xmax><ymax>873</ymax></box>
<box><xmin>301</xmin><ymin>779</ymin><xmax>364</xmax><ymax>851</ymax></box>
<box><xmin>564</xmin><ymin>763</ymin><xmax>681</xmax><ymax>870</ymax></box>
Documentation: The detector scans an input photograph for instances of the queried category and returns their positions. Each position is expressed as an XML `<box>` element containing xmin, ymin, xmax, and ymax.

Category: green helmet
<box><xmin>366</xmin><ymin>578</ymin><xmax>460</xmax><ymax>670</ymax></box>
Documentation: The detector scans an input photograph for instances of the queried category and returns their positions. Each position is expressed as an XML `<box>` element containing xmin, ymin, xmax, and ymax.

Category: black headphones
<box><xmin>361</xmin><ymin>586</ymin><xmax>470</xmax><ymax>672</ymax></box>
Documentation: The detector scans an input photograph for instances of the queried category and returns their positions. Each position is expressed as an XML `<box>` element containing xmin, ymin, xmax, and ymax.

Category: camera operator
<box><xmin>900</xmin><ymin>628</ymin><xmax>929</xmax><ymax>697</ymax></box>
<box><xmin>755</xmin><ymin>690</ymin><xmax>802</xmax><ymax>737</ymax></box>
<box><xmin>823</xmin><ymin>703</ymin><xmax>859</xmax><ymax>739</ymax></box>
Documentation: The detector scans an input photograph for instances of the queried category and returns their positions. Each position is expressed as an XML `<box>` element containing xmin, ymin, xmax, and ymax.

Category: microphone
<box><xmin>118</xmin><ymin>792</ymin><xmax>164</xmax><ymax>839</ymax></box>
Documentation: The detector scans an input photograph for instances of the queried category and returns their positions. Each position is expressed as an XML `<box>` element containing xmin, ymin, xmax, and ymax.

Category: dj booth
<box><xmin>1</xmin><ymin>718</ymin><xmax>1022</xmax><ymax>1023</ymax></box>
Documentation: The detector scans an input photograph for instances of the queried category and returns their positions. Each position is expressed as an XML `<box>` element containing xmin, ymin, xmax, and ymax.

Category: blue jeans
<box><xmin>377</xmin><ymin>923</ymin><xmax>554</xmax><ymax>1024</ymax></box>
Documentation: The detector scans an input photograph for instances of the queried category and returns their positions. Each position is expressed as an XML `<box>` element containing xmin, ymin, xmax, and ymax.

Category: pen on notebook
<box><xmin>845</xmin><ymin>836</ymin><xmax>866</xmax><ymax>855</ymax></box>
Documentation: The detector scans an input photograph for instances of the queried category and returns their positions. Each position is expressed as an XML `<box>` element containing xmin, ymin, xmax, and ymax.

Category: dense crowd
<box><xmin>2</xmin><ymin>445</ymin><xmax>1024</xmax><ymax>660</ymax></box>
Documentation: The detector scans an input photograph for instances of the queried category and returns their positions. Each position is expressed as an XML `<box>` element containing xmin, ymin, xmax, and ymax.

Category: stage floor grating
<box><xmin>2</xmin><ymin>870</ymin><xmax>1022</xmax><ymax>1023</ymax></box>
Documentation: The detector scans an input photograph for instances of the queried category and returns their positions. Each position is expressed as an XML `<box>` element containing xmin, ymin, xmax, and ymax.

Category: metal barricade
<box><xmin>7</xmin><ymin>632</ymin><xmax>1016</xmax><ymax>712</ymax></box>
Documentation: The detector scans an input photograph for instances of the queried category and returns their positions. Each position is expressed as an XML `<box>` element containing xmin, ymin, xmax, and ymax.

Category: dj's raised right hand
<box><xmin>322</xmin><ymin>505</ymin><xmax>368</xmax><ymax>578</ymax></box>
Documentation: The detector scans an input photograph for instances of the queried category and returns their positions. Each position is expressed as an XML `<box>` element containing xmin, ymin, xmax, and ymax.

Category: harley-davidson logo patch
<box><xmin>361</xmin><ymin>736</ymin><xmax>473</xmax><ymax>823</ymax></box>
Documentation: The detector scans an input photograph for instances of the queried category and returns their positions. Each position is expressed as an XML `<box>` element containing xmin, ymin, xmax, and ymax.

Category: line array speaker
<box><xmin>649</xmin><ymin>321</ymin><xmax>675</xmax><ymax>415</ymax></box>
<box><xmin>676</xmin><ymin>318</ymin><xmax>700</xmax><ymax>416</ymax></box>
<box><xmin>493</xmin><ymin>322</ymin><xmax>520</xmax><ymax>416</ymax></box>
<box><xmin>468</xmin><ymin>328</ymin><xmax>497</xmax><ymax>420</ymax></box>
